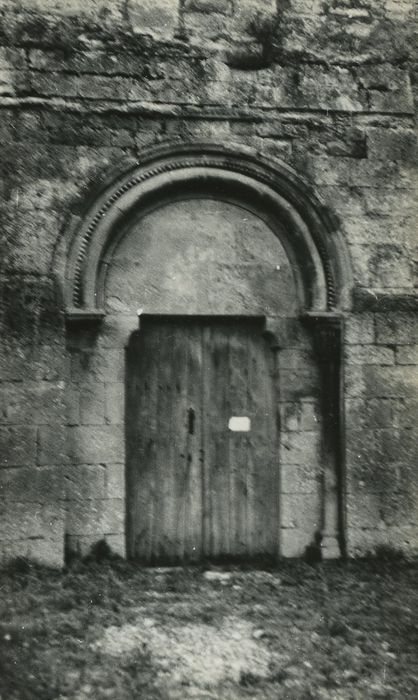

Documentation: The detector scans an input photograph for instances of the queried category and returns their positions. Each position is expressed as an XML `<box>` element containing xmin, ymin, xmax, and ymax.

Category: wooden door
<box><xmin>126</xmin><ymin>316</ymin><xmax>279</xmax><ymax>564</ymax></box>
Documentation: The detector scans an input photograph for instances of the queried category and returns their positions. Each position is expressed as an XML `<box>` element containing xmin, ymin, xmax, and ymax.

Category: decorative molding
<box><xmin>71</xmin><ymin>156</ymin><xmax>336</xmax><ymax>310</ymax></box>
<box><xmin>65</xmin><ymin>308</ymin><xmax>105</xmax><ymax>327</ymax></box>
<box><xmin>60</xmin><ymin>142</ymin><xmax>353</xmax><ymax>315</ymax></box>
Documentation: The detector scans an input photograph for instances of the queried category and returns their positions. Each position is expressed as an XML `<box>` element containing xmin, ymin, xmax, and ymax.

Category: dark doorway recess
<box><xmin>126</xmin><ymin>315</ymin><xmax>279</xmax><ymax>565</ymax></box>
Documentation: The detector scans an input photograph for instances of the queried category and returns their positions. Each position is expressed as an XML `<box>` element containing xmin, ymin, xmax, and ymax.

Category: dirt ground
<box><xmin>1</xmin><ymin>555</ymin><xmax>418</xmax><ymax>700</ymax></box>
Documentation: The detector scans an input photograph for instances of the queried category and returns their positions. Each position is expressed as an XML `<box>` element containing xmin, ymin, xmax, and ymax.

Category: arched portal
<box><xmin>60</xmin><ymin>142</ymin><xmax>352</xmax><ymax>562</ymax></box>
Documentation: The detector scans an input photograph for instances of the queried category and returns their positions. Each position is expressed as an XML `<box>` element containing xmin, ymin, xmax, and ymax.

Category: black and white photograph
<box><xmin>0</xmin><ymin>0</ymin><xmax>417</xmax><ymax>697</ymax></box>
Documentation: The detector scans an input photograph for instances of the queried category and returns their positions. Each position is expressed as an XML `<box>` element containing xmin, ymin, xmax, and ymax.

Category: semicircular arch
<box><xmin>59</xmin><ymin>141</ymin><xmax>352</xmax><ymax>314</ymax></box>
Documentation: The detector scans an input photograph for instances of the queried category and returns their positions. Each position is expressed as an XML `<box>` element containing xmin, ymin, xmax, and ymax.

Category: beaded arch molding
<box><xmin>64</xmin><ymin>142</ymin><xmax>350</xmax><ymax>314</ymax></box>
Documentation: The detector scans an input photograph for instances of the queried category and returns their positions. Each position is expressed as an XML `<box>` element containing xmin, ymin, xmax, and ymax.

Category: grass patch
<box><xmin>1</xmin><ymin>558</ymin><xmax>418</xmax><ymax>698</ymax></box>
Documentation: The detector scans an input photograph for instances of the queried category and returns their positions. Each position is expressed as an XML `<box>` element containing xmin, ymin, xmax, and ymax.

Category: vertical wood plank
<box><xmin>126</xmin><ymin>316</ymin><xmax>280</xmax><ymax>564</ymax></box>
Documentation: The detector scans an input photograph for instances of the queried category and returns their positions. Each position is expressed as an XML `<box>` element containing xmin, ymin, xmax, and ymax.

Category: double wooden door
<box><xmin>126</xmin><ymin>316</ymin><xmax>279</xmax><ymax>564</ymax></box>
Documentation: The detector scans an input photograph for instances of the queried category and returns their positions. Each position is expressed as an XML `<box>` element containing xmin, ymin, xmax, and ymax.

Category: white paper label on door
<box><xmin>228</xmin><ymin>416</ymin><xmax>251</xmax><ymax>432</ymax></box>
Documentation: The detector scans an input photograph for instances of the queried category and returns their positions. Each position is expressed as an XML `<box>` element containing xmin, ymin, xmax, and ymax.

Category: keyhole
<box><xmin>188</xmin><ymin>407</ymin><xmax>195</xmax><ymax>435</ymax></box>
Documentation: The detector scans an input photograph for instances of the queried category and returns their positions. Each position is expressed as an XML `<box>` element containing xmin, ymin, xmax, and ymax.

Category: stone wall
<box><xmin>0</xmin><ymin>0</ymin><xmax>417</xmax><ymax>564</ymax></box>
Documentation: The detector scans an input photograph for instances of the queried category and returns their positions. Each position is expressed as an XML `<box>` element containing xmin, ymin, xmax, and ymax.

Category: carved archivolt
<box><xmin>61</xmin><ymin>141</ymin><xmax>352</xmax><ymax>315</ymax></box>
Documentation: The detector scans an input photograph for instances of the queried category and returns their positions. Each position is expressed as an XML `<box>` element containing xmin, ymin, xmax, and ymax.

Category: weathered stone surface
<box><xmin>375</xmin><ymin>313</ymin><xmax>418</xmax><ymax>345</ymax></box>
<box><xmin>64</xmin><ymin>464</ymin><xmax>107</xmax><ymax>501</ymax></box>
<box><xmin>0</xmin><ymin>0</ymin><xmax>416</xmax><ymax>566</ymax></box>
<box><xmin>280</xmin><ymin>464</ymin><xmax>318</xmax><ymax>494</ymax></box>
<box><xmin>345</xmin><ymin>398</ymin><xmax>393</xmax><ymax>430</ymax></box>
<box><xmin>362</xmin><ymin>365</ymin><xmax>418</xmax><ymax>399</ymax></box>
<box><xmin>358</xmin><ymin>64</ymin><xmax>414</xmax><ymax>114</ymax></box>
<box><xmin>37</xmin><ymin>425</ymin><xmax>67</xmax><ymax>466</ymax></box>
<box><xmin>66</xmin><ymin>426</ymin><xmax>124</xmax><ymax>464</ymax></box>
<box><xmin>0</xmin><ymin>501</ymin><xmax>65</xmax><ymax>541</ymax></box>
<box><xmin>280</xmin><ymin>431</ymin><xmax>321</xmax><ymax>466</ymax></box>
<box><xmin>0</xmin><ymin>382</ymin><xmax>65</xmax><ymax>425</ymax></box>
<box><xmin>0</xmin><ymin>466</ymin><xmax>64</xmax><ymax>502</ymax></box>
<box><xmin>105</xmin><ymin>463</ymin><xmax>125</xmax><ymax>499</ymax></box>
<box><xmin>281</xmin><ymin>494</ymin><xmax>320</xmax><ymax>533</ymax></box>
<box><xmin>344</xmin><ymin>345</ymin><xmax>395</xmax><ymax>366</ymax></box>
<box><xmin>80</xmin><ymin>383</ymin><xmax>106</xmax><ymax>425</ymax></box>
<box><xmin>0</xmin><ymin>427</ymin><xmax>37</xmax><ymax>468</ymax></box>
<box><xmin>65</xmin><ymin>497</ymin><xmax>124</xmax><ymax>536</ymax></box>
<box><xmin>396</xmin><ymin>345</ymin><xmax>418</xmax><ymax>364</ymax></box>
<box><xmin>127</xmin><ymin>0</ymin><xmax>180</xmax><ymax>38</ymax></box>
<box><xmin>70</xmin><ymin>349</ymin><xmax>125</xmax><ymax>383</ymax></box>
<box><xmin>0</xmin><ymin>536</ymin><xmax>64</xmax><ymax>567</ymax></box>
<box><xmin>367</xmin><ymin>128</ymin><xmax>418</xmax><ymax>163</ymax></box>
<box><xmin>280</xmin><ymin>401</ymin><xmax>321</xmax><ymax>432</ymax></box>
<box><xmin>344</xmin><ymin>315</ymin><xmax>375</xmax><ymax>345</ymax></box>
<box><xmin>185</xmin><ymin>0</ymin><xmax>233</xmax><ymax>14</ymax></box>
<box><xmin>104</xmin><ymin>383</ymin><xmax>124</xmax><ymax>425</ymax></box>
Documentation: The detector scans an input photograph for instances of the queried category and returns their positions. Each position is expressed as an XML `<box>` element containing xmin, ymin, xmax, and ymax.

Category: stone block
<box><xmin>375</xmin><ymin>313</ymin><xmax>418</xmax><ymax>345</ymax></box>
<box><xmin>280</xmin><ymin>464</ymin><xmax>318</xmax><ymax>494</ymax></box>
<box><xmin>278</xmin><ymin>348</ymin><xmax>316</xmax><ymax>370</ymax></box>
<box><xmin>0</xmin><ymin>501</ymin><xmax>65</xmax><ymax>541</ymax></box>
<box><xmin>0</xmin><ymin>427</ymin><xmax>37</xmax><ymax>468</ymax></box>
<box><xmin>29</xmin><ymin>71</ymin><xmax>79</xmax><ymax>98</ymax></box>
<box><xmin>343</xmin><ymin>216</ymin><xmax>416</xmax><ymax>248</ymax></box>
<box><xmin>37</xmin><ymin>425</ymin><xmax>67</xmax><ymax>466</ymax></box>
<box><xmin>280</xmin><ymin>528</ymin><xmax>315</xmax><ymax>558</ymax></box>
<box><xmin>280</xmin><ymin>493</ymin><xmax>320</xmax><ymax>530</ymax></box>
<box><xmin>299</xmin><ymin>401</ymin><xmax>322</xmax><ymax>430</ymax></box>
<box><xmin>66</xmin><ymin>384</ymin><xmax>80</xmax><ymax>426</ymax></box>
<box><xmin>346</xmin><ymin>526</ymin><xmax>418</xmax><ymax>558</ymax></box>
<box><xmin>363</xmin><ymin>365</ymin><xmax>418</xmax><ymax>399</ymax></box>
<box><xmin>105</xmin><ymin>463</ymin><xmax>125</xmax><ymax>499</ymax></box>
<box><xmin>102</xmin><ymin>498</ymin><xmax>125</xmax><ymax>533</ymax></box>
<box><xmin>279</xmin><ymin>401</ymin><xmax>321</xmax><ymax>431</ymax></box>
<box><xmin>309</xmin><ymin>156</ymin><xmax>411</xmax><ymax>189</ymax></box>
<box><xmin>64</xmin><ymin>464</ymin><xmax>107</xmax><ymax>501</ymax></box>
<box><xmin>65</xmin><ymin>498</ymin><xmax>104</xmax><ymax>536</ymax></box>
<box><xmin>0</xmin><ymin>382</ymin><xmax>65</xmax><ymax>425</ymax></box>
<box><xmin>0</xmin><ymin>343</ymin><xmax>66</xmax><ymax>382</ymax></box>
<box><xmin>346</xmin><ymin>428</ymin><xmax>418</xmax><ymax>482</ymax></box>
<box><xmin>279</xmin><ymin>369</ymin><xmax>320</xmax><ymax>400</ymax></box>
<box><xmin>0</xmin><ymin>537</ymin><xmax>64</xmax><ymax>568</ymax></box>
<box><xmin>345</xmin><ymin>398</ymin><xmax>392</xmax><ymax>430</ymax></box>
<box><xmin>127</xmin><ymin>0</ymin><xmax>180</xmax><ymax>38</ymax></box>
<box><xmin>367</xmin><ymin>129</ymin><xmax>418</xmax><ymax>164</ymax></box>
<box><xmin>65</xmin><ymin>497</ymin><xmax>124</xmax><ymax>536</ymax></box>
<box><xmin>346</xmin><ymin>492</ymin><xmax>383</xmax><ymax>530</ymax></box>
<box><xmin>70</xmin><ymin>349</ymin><xmax>125</xmax><ymax>384</ymax></box>
<box><xmin>358</xmin><ymin>64</ymin><xmax>414</xmax><ymax>114</ymax></box>
<box><xmin>344</xmin><ymin>365</ymin><xmax>366</xmax><ymax>398</ymax></box>
<box><xmin>396</xmin><ymin>345</ymin><xmax>418</xmax><ymax>365</ymax></box>
<box><xmin>280</xmin><ymin>430</ymin><xmax>321</xmax><ymax>466</ymax></box>
<box><xmin>77</xmin><ymin>75</ymin><xmax>132</xmax><ymax>101</ymax></box>
<box><xmin>344</xmin><ymin>314</ymin><xmax>375</xmax><ymax>345</ymax></box>
<box><xmin>367</xmin><ymin>244</ymin><xmax>414</xmax><ymax>289</ymax></box>
<box><xmin>80</xmin><ymin>383</ymin><xmax>106</xmax><ymax>425</ymax></box>
<box><xmin>0</xmin><ymin>466</ymin><xmax>64</xmax><ymax>503</ymax></box>
<box><xmin>67</xmin><ymin>425</ymin><xmax>124</xmax><ymax>464</ymax></box>
<box><xmin>104</xmin><ymin>383</ymin><xmax>125</xmax><ymax>425</ymax></box>
<box><xmin>344</xmin><ymin>345</ymin><xmax>395</xmax><ymax>366</ymax></box>
<box><xmin>391</xmin><ymin>398</ymin><xmax>418</xmax><ymax>429</ymax></box>
<box><xmin>185</xmin><ymin>0</ymin><xmax>233</xmax><ymax>13</ymax></box>
<box><xmin>289</xmin><ymin>65</ymin><xmax>365</xmax><ymax>112</ymax></box>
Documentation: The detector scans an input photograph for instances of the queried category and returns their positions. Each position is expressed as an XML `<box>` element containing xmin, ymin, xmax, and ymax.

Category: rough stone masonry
<box><xmin>0</xmin><ymin>0</ymin><xmax>417</xmax><ymax>567</ymax></box>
